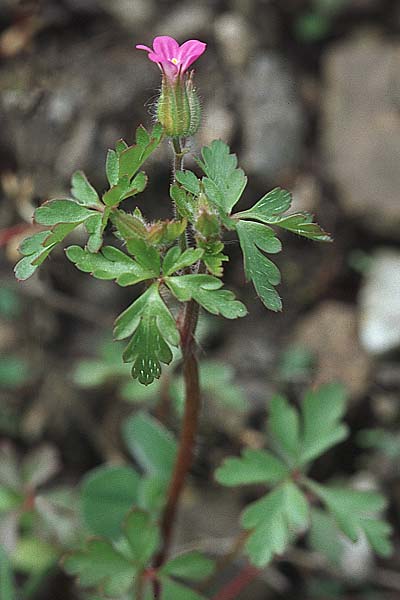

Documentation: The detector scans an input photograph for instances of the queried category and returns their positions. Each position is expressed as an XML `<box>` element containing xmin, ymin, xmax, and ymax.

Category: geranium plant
<box><xmin>10</xmin><ymin>36</ymin><xmax>391</xmax><ymax>600</ymax></box>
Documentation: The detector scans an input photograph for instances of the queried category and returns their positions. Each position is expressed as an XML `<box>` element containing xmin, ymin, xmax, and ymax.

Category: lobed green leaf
<box><xmin>215</xmin><ymin>448</ymin><xmax>289</xmax><ymax>487</ymax></box>
<box><xmin>236</xmin><ymin>220</ymin><xmax>282</xmax><ymax>311</ymax></box>
<box><xmin>165</xmin><ymin>274</ymin><xmax>247</xmax><ymax>319</ymax></box>
<box><xmin>66</xmin><ymin>245</ymin><xmax>156</xmax><ymax>286</ymax></box>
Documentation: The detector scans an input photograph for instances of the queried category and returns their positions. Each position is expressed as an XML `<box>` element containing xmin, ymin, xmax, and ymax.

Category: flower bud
<box><xmin>157</xmin><ymin>72</ymin><xmax>201</xmax><ymax>138</ymax></box>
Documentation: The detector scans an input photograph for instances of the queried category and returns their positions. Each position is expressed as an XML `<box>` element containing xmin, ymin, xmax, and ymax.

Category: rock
<box><xmin>322</xmin><ymin>31</ymin><xmax>400</xmax><ymax>237</ymax></box>
<box><xmin>156</xmin><ymin>2</ymin><xmax>213</xmax><ymax>40</ymax></box>
<box><xmin>359</xmin><ymin>250</ymin><xmax>400</xmax><ymax>354</ymax></box>
<box><xmin>0</xmin><ymin>37</ymin><xmax>157</xmax><ymax>197</ymax></box>
<box><xmin>214</xmin><ymin>12</ymin><xmax>255</xmax><ymax>68</ymax></box>
<box><xmin>241</xmin><ymin>53</ymin><xmax>305</xmax><ymax>183</ymax></box>
<box><xmin>98</xmin><ymin>0</ymin><xmax>155</xmax><ymax>29</ymax></box>
<box><xmin>198</xmin><ymin>102</ymin><xmax>235</xmax><ymax>147</ymax></box>
<box><xmin>294</xmin><ymin>301</ymin><xmax>370</xmax><ymax>399</ymax></box>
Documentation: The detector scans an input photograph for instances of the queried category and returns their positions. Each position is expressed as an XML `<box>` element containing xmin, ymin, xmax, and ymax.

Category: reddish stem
<box><xmin>211</xmin><ymin>565</ymin><xmax>260</xmax><ymax>600</ymax></box>
<box><xmin>156</xmin><ymin>300</ymin><xmax>201</xmax><ymax>567</ymax></box>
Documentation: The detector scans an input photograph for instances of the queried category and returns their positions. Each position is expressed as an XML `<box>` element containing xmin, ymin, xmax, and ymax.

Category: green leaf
<box><xmin>12</xmin><ymin>538</ymin><xmax>58</xmax><ymax>574</ymax></box>
<box><xmin>236</xmin><ymin>220</ymin><xmax>282</xmax><ymax>311</ymax></box>
<box><xmin>197</xmin><ymin>140</ymin><xmax>247</xmax><ymax>214</ymax></box>
<box><xmin>71</xmin><ymin>171</ymin><xmax>102</xmax><ymax>209</ymax></box>
<box><xmin>162</xmin><ymin>247</ymin><xmax>204</xmax><ymax>276</ymax></box>
<box><xmin>234</xmin><ymin>187</ymin><xmax>331</xmax><ymax>242</ymax></box>
<box><xmin>80</xmin><ymin>465</ymin><xmax>140</xmax><ymax>539</ymax></box>
<box><xmin>215</xmin><ymin>449</ymin><xmax>289</xmax><ymax>487</ymax></box>
<box><xmin>170</xmin><ymin>185</ymin><xmax>196</xmax><ymax>221</ymax></box>
<box><xmin>306</xmin><ymin>481</ymin><xmax>388</xmax><ymax>544</ymax></box>
<box><xmin>362</xmin><ymin>518</ymin><xmax>393</xmax><ymax>557</ymax></box>
<box><xmin>63</xmin><ymin>539</ymin><xmax>135</xmax><ymax>596</ymax></box>
<box><xmin>160</xmin><ymin>577</ymin><xmax>206</xmax><ymax>600</ymax></box>
<box><xmin>235</xmin><ymin>188</ymin><xmax>292</xmax><ymax>220</ymax></box>
<box><xmin>242</xmin><ymin>482</ymin><xmax>309</xmax><ymax>567</ymax></box>
<box><xmin>259</xmin><ymin>213</ymin><xmax>331</xmax><ymax>242</ymax></box>
<box><xmin>14</xmin><ymin>231</ymin><xmax>56</xmax><ymax>280</ymax></box>
<box><xmin>66</xmin><ymin>245</ymin><xmax>156</xmax><ymax>286</ymax></box>
<box><xmin>84</xmin><ymin>213</ymin><xmax>104</xmax><ymax>253</ymax></box>
<box><xmin>268</xmin><ymin>395</ymin><xmax>300</xmax><ymax>463</ymax></box>
<box><xmin>300</xmin><ymin>383</ymin><xmax>348</xmax><ymax>465</ymax></box>
<box><xmin>161</xmin><ymin>551</ymin><xmax>215</xmax><ymax>581</ymax></box>
<box><xmin>175</xmin><ymin>170</ymin><xmax>201</xmax><ymax>196</ymax></box>
<box><xmin>114</xmin><ymin>284</ymin><xmax>179</xmax><ymax>385</ymax></box>
<box><xmin>165</xmin><ymin>274</ymin><xmax>247</xmax><ymax>319</ymax></box>
<box><xmin>35</xmin><ymin>199</ymin><xmax>95</xmax><ymax>226</ymax></box>
<box><xmin>106</xmin><ymin>149</ymin><xmax>119</xmax><ymax>187</ymax></box>
<box><xmin>119</xmin><ymin>123</ymin><xmax>163</xmax><ymax>179</ymax></box>
<box><xmin>138</xmin><ymin>476</ymin><xmax>167</xmax><ymax>514</ymax></box>
<box><xmin>124</xmin><ymin>237</ymin><xmax>161</xmax><ymax>275</ymax></box>
<box><xmin>308</xmin><ymin>508</ymin><xmax>343</xmax><ymax>565</ymax></box>
<box><xmin>124</xmin><ymin>509</ymin><xmax>160</xmax><ymax>566</ymax></box>
<box><xmin>122</xmin><ymin>412</ymin><xmax>177</xmax><ymax>478</ymax></box>
<box><xmin>0</xmin><ymin>544</ymin><xmax>16</xmax><ymax>600</ymax></box>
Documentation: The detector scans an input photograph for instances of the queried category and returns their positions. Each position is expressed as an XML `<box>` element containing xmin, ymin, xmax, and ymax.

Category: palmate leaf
<box><xmin>235</xmin><ymin>187</ymin><xmax>331</xmax><ymax>242</ymax></box>
<box><xmin>162</xmin><ymin>246</ymin><xmax>204</xmax><ymax>276</ymax></box>
<box><xmin>160</xmin><ymin>577</ymin><xmax>207</xmax><ymax>600</ymax></box>
<box><xmin>119</xmin><ymin>123</ymin><xmax>163</xmax><ymax>180</ymax></box>
<box><xmin>236</xmin><ymin>220</ymin><xmax>282</xmax><ymax>311</ymax></box>
<box><xmin>14</xmin><ymin>231</ymin><xmax>59</xmax><ymax>281</ymax></box>
<box><xmin>71</xmin><ymin>171</ymin><xmax>102</xmax><ymax>209</ymax></box>
<box><xmin>306</xmin><ymin>480</ymin><xmax>392</xmax><ymax>555</ymax></box>
<box><xmin>66</xmin><ymin>245</ymin><xmax>158</xmax><ymax>286</ymax></box>
<box><xmin>197</xmin><ymin>140</ymin><xmax>247</xmax><ymax>214</ymax></box>
<box><xmin>299</xmin><ymin>383</ymin><xmax>348</xmax><ymax>465</ymax></box>
<box><xmin>242</xmin><ymin>482</ymin><xmax>309</xmax><ymax>567</ymax></box>
<box><xmin>165</xmin><ymin>274</ymin><xmax>247</xmax><ymax>319</ymax></box>
<box><xmin>114</xmin><ymin>284</ymin><xmax>179</xmax><ymax>385</ymax></box>
<box><xmin>124</xmin><ymin>509</ymin><xmax>160</xmax><ymax>567</ymax></box>
<box><xmin>63</xmin><ymin>510</ymin><xmax>160</xmax><ymax>597</ymax></box>
<box><xmin>160</xmin><ymin>551</ymin><xmax>215</xmax><ymax>582</ymax></box>
<box><xmin>175</xmin><ymin>170</ymin><xmax>201</xmax><ymax>196</ymax></box>
<box><xmin>63</xmin><ymin>539</ymin><xmax>136</xmax><ymax>597</ymax></box>
<box><xmin>215</xmin><ymin>449</ymin><xmax>289</xmax><ymax>487</ymax></box>
<box><xmin>80</xmin><ymin>465</ymin><xmax>141</xmax><ymax>539</ymax></box>
<box><xmin>268</xmin><ymin>395</ymin><xmax>301</xmax><ymax>464</ymax></box>
<box><xmin>122</xmin><ymin>412</ymin><xmax>177</xmax><ymax>479</ymax></box>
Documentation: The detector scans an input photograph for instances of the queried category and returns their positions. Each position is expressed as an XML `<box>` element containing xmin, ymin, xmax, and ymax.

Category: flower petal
<box><xmin>136</xmin><ymin>44</ymin><xmax>153</xmax><ymax>52</ymax></box>
<box><xmin>177</xmin><ymin>40</ymin><xmax>207</xmax><ymax>72</ymax></box>
<box><xmin>153</xmin><ymin>36</ymin><xmax>180</xmax><ymax>60</ymax></box>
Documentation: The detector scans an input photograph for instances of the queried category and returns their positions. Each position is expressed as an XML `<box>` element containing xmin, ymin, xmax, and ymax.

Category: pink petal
<box><xmin>177</xmin><ymin>40</ymin><xmax>207</xmax><ymax>72</ymax></box>
<box><xmin>153</xmin><ymin>36</ymin><xmax>180</xmax><ymax>60</ymax></box>
<box><xmin>136</xmin><ymin>44</ymin><xmax>153</xmax><ymax>52</ymax></box>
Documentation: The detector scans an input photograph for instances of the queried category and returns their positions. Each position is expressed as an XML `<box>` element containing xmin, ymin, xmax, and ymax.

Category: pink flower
<box><xmin>136</xmin><ymin>36</ymin><xmax>206</xmax><ymax>81</ymax></box>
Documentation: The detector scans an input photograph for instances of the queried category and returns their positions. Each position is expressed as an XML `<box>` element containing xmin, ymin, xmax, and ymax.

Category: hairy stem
<box><xmin>152</xmin><ymin>138</ymin><xmax>202</xmax><ymax>599</ymax></box>
<box><xmin>211</xmin><ymin>564</ymin><xmax>259</xmax><ymax>600</ymax></box>
<box><xmin>156</xmin><ymin>298</ymin><xmax>201</xmax><ymax>565</ymax></box>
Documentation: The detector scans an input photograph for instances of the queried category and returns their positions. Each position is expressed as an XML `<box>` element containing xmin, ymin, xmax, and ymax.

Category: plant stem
<box><xmin>153</xmin><ymin>138</ymin><xmax>202</xmax><ymax>594</ymax></box>
<box><xmin>211</xmin><ymin>564</ymin><xmax>260</xmax><ymax>600</ymax></box>
<box><xmin>157</xmin><ymin>298</ymin><xmax>201</xmax><ymax>565</ymax></box>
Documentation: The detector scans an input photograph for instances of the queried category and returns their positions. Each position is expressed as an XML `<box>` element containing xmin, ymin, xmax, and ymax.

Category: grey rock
<box><xmin>0</xmin><ymin>37</ymin><xmax>157</xmax><ymax>196</ymax></box>
<box><xmin>214</xmin><ymin>12</ymin><xmax>255</xmax><ymax>68</ymax></box>
<box><xmin>294</xmin><ymin>301</ymin><xmax>371</xmax><ymax>399</ymax></box>
<box><xmin>156</xmin><ymin>1</ymin><xmax>213</xmax><ymax>40</ymax></box>
<box><xmin>322</xmin><ymin>31</ymin><xmax>400</xmax><ymax>237</ymax></box>
<box><xmin>98</xmin><ymin>0</ymin><xmax>155</xmax><ymax>29</ymax></box>
<box><xmin>359</xmin><ymin>250</ymin><xmax>400</xmax><ymax>354</ymax></box>
<box><xmin>241</xmin><ymin>53</ymin><xmax>305</xmax><ymax>183</ymax></box>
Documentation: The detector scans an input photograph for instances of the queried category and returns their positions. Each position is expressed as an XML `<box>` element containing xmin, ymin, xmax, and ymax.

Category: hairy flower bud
<box><xmin>157</xmin><ymin>72</ymin><xmax>201</xmax><ymax>137</ymax></box>
<box><xmin>137</xmin><ymin>36</ymin><xmax>206</xmax><ymax>137</ymax></box>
